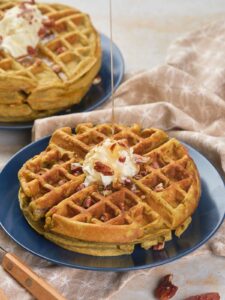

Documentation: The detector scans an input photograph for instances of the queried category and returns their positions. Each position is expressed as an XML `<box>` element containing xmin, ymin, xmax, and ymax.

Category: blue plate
<box><xmin>0</xmin><ymin>138</ymin><xmax>224</xmax><ymax>271</ymax></box>
<box><xmin>0</xmin><ymin>34</ymin><xmax>124</xmax><ymax>130</ymax></box>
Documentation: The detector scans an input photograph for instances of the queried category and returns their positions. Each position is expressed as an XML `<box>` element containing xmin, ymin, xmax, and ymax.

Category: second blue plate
<box><xmin>0</xmin><ymin>34</ymin><xmax>124</xmax><ymax>130</ymax></box>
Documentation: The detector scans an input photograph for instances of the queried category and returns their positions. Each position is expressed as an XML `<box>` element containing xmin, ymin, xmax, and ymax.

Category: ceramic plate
<box><xmin>0</xmin><ymin>137</ymin><xmax>224</xmax><ymax>271</ymax></box>
<box><xmin>0</xmin><ymin>34</ymin><xmax>124</xmax><ymax>130</ymax></box>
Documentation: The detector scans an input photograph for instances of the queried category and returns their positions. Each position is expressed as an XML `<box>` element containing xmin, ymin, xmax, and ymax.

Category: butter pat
<box><xmin>82</xmin><ymin>139</ymin><xmax>140</xmax><ymax>187</ymax></box>
<box><xmin>0</xmin><ymin>3</ymin><xmax>47</xmax><ymax>58</ymax></box>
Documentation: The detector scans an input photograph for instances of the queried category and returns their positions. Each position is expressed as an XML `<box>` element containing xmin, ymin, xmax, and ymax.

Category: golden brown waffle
<box><xmin>0</xmin><ymin>1</ymin><xmax>101</xmax><ymax>122</ymax></box>
<box><xmin>18</xmin><ymin>123</ymin><xmax>201</xmax><ymax>256</ymax></box>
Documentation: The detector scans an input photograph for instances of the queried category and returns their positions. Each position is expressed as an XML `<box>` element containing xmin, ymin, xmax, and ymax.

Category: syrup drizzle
<box><xmin>109</xmin><ymin>0</ymin><xmax>115</xmax><ymax>135</ymax></box>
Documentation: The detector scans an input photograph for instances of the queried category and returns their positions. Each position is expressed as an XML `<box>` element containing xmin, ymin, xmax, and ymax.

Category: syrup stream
<box><xmin>109</xmin><ymin>0</ymin><xmax>115</xmax><ymax>134</ymax></box>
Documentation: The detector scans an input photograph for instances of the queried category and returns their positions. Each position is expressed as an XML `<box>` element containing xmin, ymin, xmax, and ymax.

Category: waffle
<box><xmin>0</xmin><ymin>1</ymin><xmax>101</xmax><ymax>122</ymax></box>
<box><xmin>18</xmin><ymin>123</ymin><xmax>201</xmax><ymax>256</ymax></box>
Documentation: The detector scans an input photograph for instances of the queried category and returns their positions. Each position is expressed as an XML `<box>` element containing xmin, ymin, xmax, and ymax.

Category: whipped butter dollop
<box><xmin>82</xmin><ymin>139</ymin><xmax>140</xmax><ymax>187</ymax></box>
<box><xmin>0</xmin><ymin>3</ymin><xmax>47</xmax><ymax>58</ymax></box>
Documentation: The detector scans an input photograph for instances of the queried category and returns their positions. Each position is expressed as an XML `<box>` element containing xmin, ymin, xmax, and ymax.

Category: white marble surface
<box><xmin>111</xmin><ymin>254</ymin><xmax>225</xmax><ymax>300</ymax></box>
<box><xmin>0</xmin><ymin>1</ymin><xmax>225</xmax><ymax>299</ymax></box>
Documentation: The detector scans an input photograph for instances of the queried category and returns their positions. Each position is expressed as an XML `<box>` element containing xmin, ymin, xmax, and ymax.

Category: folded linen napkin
<box><xmin>1</xmin><ymin>19</ymin><xmax>225</xmax><ymax>300</ymax></box>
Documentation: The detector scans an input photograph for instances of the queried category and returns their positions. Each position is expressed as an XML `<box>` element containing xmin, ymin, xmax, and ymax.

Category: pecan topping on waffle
<box><xmin>94</xmin><ymin>161</ymin><xmax>114</xmax><ymax>176</ymax></box>
<box><xmin>83</xmin><ymin>197</ymin><xmax>95</xmax><ymax>208</ymax></box>
<box><xmin>134</xmin><ymin>154</ymin><xmax>150</xmax><ymax>164</ymax></box>
<box><xmin>154</xmin><ymin>183</ymin><xmax>164</xmax><ymax>192</ymax></box>
<box><xmin>119</xmin><ymin>156</ymin><xmax>126</xmax><ymax>163</ymax></box>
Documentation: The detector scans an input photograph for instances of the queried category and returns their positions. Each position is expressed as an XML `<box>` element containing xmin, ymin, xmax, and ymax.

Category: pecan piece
<box><xmin>56</xmin><ymin>46</ymin><xmax>66</xmax><ymax>55</ymax></box>
<box><xmin>52</xmin><ymin>64</ymin><xmax>61</xmax><ymax>73</ymax></box>
<box><xmin>153</xmin><ymin>242</ymin><xmax>165</xmax><ymax>250</ymax></box>
<box><xmin>124</xmin><ymin>178</ymin><xmax>132</xmax><ymax>185</ymax></box>
<box><xmin>76</xmin><ymin>183</ymin><xmax>85</xmax><ymax>192</ymax></box>
<box><xmin>155</xmin><ymin>274</ymin><xmax>178</xmax><ymax>300</ymax></box>
<box><xmin>27</xmin><ymin>46</ymin><xmax>36</xmax><ymax>56</ymax></box>
<box><xmin>71</xmin><ymin>163</ymin><xmax>83</xmax><ymax>174</ymax></box>
<box><xmin>94</xmin><ymin>161</ymin><xmax>114</xmax><ymax>176</ymax></box>
<box><xmin>83</xmin><ymin>196</ymin><xmax>95</xmax><ymax>208</ymax></box>
<box><xmin>38</xmin><ymin>26</ymin><xmax>47</xmax><ymax>38</ymax></box>
<box><xmin>134</xmin><ymin>154</ymin><xmax>150</xmax><ymax>164</ymax></box>
<box><xmin>58</xmin><ymin>179</ymin><xmax>67</xmax><ymax>186</ymax></box>
<box><xmin>154</xmin><ymin>182</ymin><xmax>164</xmax><ymax>192</ymax></box>
<box><xmin>119</xmin><ymin>156</ymin><xmax>126</xmax><ymax>163</ymax></box>
<box><xmin>93</xmin><ymin>76</ymin><xmax>102</xmax><ymax>85</ymax></box>
<box><xmin>100</xmin><ymin>212</ymin><xmax>111</xmax><ymax>222</ymax></box>
<box><xmin>42</xmin><ymin>19</ymin><xmax>55</xmax><ymax>29</ymax></box>
<box><xmin>184</xmin><ymin>293</ymin><xmax>220</xmax><ymax>300</ymax></box>
<box><xmin>110</xmin><ymin>143</ymin><xmax>116</xmax><ymax>151</ymax></box>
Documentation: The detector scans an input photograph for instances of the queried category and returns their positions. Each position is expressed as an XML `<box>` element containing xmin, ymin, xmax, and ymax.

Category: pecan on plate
<box><xmin>184</xmin><ymin>293</ymin><xmax>220</xmax><ymax>300</ymax></box>
<box><xmin>155</xmin><ymin>274</ymin><xmax>178</xmax><ymax>300</ymax></box>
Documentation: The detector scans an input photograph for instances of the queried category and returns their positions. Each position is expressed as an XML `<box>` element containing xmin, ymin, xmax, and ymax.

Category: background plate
<box><xmin>0</xmin><ymin>34</ymin><xmax>124</xmax><ymax>130</ymax></box>
<box><xmin>0</xmin><ymin>137</ymin><xmax>224</xmax><ymax>271</ymax></box>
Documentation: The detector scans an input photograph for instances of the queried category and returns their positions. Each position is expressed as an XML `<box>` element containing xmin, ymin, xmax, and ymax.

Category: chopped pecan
<box><xmin>71</xmin><ymin>163</ymin><xmax>83</xmax><ymax>174</ymax></box>
<box><xmin>94</xmin><ymin>161</ymin><xmax>114</xmax><ymax>176</ymax></box>
<box><xmin>100</xmin><ymin>212</ymin><xmax>111</xmax><ymax>222</ymax></box>
<box><xmin>124</xmin><ymin>178</ymin><xmax>132</xmax><ymax>185</ymax></box>
<box><xmin>58</xmin><ymin>179</ymin><xmax>67</xmax><ymax>186</ymax></box>
<box><xmin>184</xmin><ymin>293</ymin><xmax>220</xmax><ymax>300</ymax></box>
<box><xmin>42</xmin><ymin>19</ymin><xmax>55</xmax><ymax>28</ymax></box>
<box><xmin>140</xmin><ymin>170</ymin><xmax>148</xmax><ymax>176</ymax></box>
<box><xmin>109</xmin><ymin>143</ymin><xmax>116</xmax><ymax>151</ymax></box>
<box><xmin>76</xmin><ymin>183</ymin><xmax>85</xmax><ymax>192</ymax></box>
<box><xmin>110</xmin><ymin>143</ymin><xmax>116</xmax><ymax>151</ymax></box>
<box><xmin>154</xmin><ymin>182</ymin><xmax>164</xmax><ymax>192</ymax></box>
<box><xmin>119</xmin><ymin>156</ymin><xmax>126</xmax><ymax>163</ymax></box>
<box><xmin>56</xmin><ymin>46</ymin><xmax>67</xmax><ymax>55</ymax></box>
<box><xmin>118</xmin><ymin>201</ymin><xmax>125</xmax><ymax>211</ymax></box>
<box><xmin>17</xmin><ymin>56</ymin><xmax>35</xmax><ymax>67</ymax></box>
<box><xmin>153</xmin><ymin>242</ymin><xmax>165</xmax><ymax>250</ymax></box>
<box><xmin>93</xmin><ymin>76</ymin><xmax>102</xmax><ymax>85</ymax></box>
<box><xmin>83</xmin><ymin>196</ymin><xmax>95</xmax><ymax>208</ymax></box>
<box><xmin>38</xmin><ymin>26</ymin><xmax>47</xmax><ymax>38</ymax></box>
<box><xmin>134</xmin><ymin>154</ymin><xmax>150</xmax><ymax>164</ymax></box>
<box><xmin>52</xmin><ymin>64</ymin><xmax>61</xmax><ymax>73</ymax></box>
<box><xmin>27</xmin><ymin>46</ymin><xmax>36</xmax><ymax>56</ymax></box>
<box><xmin>131</xmin><ymin>184</ymin><xmax>137</xmax><ymax>192</ymax></box>
<box><xmin>35</xmin><ymin>58</ymin><xmax>42</xmax><ymax>66</ymax></box>
<box><xmin>155</xmin><ymin>274</ymin><xmax>178</xmax><ymax>300</ymax></box>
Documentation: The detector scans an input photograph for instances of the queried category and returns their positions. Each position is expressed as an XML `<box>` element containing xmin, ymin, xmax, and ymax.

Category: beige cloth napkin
<box><xmin>1</xmin><ymin>19</ymin><xmax>225</xmax><ymax>300</ymax></box>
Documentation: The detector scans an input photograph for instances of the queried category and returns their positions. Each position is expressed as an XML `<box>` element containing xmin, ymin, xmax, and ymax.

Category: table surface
<box><xmin>0</xmin><ymin>0</ymin><xmax>225</xmax><ymax>299</ymax></box>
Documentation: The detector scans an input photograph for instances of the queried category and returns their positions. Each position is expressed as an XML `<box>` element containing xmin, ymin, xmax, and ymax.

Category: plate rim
<box><xmin>0</xmin><ymin>136</ymin><xmax>224</xmax><ymax>271</ymax></box>
<box><xmin>0</xmin><ymin>33</ymin><xmax>124</xmax><ymax>131</ymax></box>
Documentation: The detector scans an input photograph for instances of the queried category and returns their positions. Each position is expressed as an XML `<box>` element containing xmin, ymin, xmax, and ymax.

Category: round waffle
<box><xmin>18</xmin><ymin>123</ymin><xmax>201</xmax><ymax>256</ymax></box>
<box><xmin>0</xmin><ymin>1</ymin><xmax>101</xmax><ymax>122</ymax></box>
